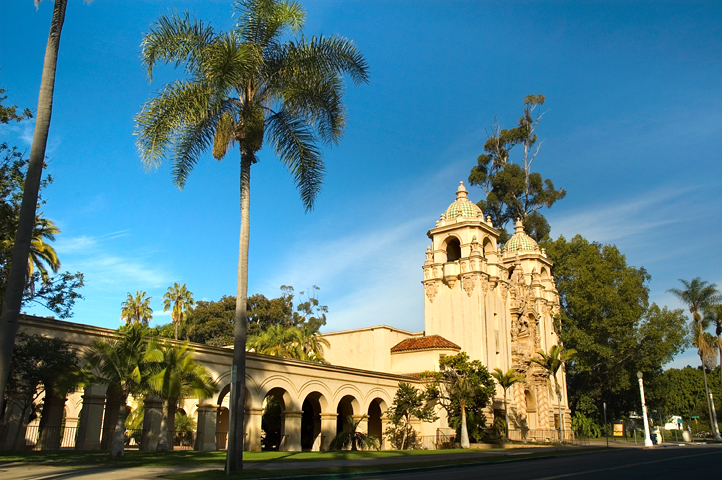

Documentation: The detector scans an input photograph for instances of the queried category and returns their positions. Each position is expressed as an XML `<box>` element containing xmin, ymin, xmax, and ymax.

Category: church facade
<box><xmin>3</xmin><ymin>182</ymin><xmax>570</xmax><ymax>451</ymax></box>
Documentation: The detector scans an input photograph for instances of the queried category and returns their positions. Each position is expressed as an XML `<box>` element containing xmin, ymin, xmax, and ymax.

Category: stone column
<box><xmin>100</xmin><ymin>391</ymin><xmax>121</xmax><ymax>450</ymax></box>
<box><xmin>140</xmin><ymin>396</ymin><xmax>162</xmax><ymax>451</ymax></box>
<box><xmin>194</xmin><ymin>404</ymin><xmax>218</xmax><ymax>451</ymax></box>
<box><xmin>0</xmin><ymin>401</ymin><xmax>31</xmax><ymax>450</ymax></box>
<box><xmin>283</xmin><ymin>410</ymin><xmax>303</xmax><ymax>452</ymax></box>
<box><xmin>37</xmin><ymin>392</ymin><xmax>67</xmax><ymax>450</ymax></box>
<box><xmin>75</xmin><ymin>385</ymin><xmax>107</xmax><ymax>451</ymax></box>
<box><xmin>380</xmin><ymin>414</ymin><xmax>391</xmax><ymax>450</ymax></box>
<box><xmin>320</xmin><ymin>412</ymin><xmax>337</xmax><ymax>451</ymax></box>
<box><xmin>245</xmin><ymin>407</ymin><xmax>263</xmax><ymax>452</ymax></box>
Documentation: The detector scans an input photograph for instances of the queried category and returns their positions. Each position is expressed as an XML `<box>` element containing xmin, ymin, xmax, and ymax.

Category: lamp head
<box><xmin>637</xmin><ymin>371</ymin><xmax>643</xmax><ymax>379</ymax></box>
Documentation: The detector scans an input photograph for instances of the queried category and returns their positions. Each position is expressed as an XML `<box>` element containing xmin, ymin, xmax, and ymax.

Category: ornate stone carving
<box><xmin>445</xmin><ymin>276</ymin><xmax>457</xmax><ymax>290</ymax></box>
<box><xmin>462</xmin><ymin>274</ymin><xmax>478</xmax><ymax>297</ymax></box>
<box><xmin>425</xmin><ymin>246</ymin><xmax>433</xmax><ymax>264</ymax></box>
<box><xmin>460</xmin><ymin>260</ymin><xmax>468</xmax><ymax>272</ymax></box>
<box><xmin>481</xmin><ymin>275</ymin><xmax>489</xmax><ymax>295</ymax></box>
<box><xmin>424</xmin><ymin>281</ymin><xmax>439</xmax><ymax>303</ymax></box>
<box><xmin>499</xmin><ymin>282</ymin><xmax>509</xmax><ymax>301</ymax></box>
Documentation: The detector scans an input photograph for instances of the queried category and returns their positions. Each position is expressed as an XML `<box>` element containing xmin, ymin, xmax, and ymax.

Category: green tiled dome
<box><xmin>505</xmin><ymin>219</ymin><xmax>538</xmax><ymax>252</ymax></box>
<box><xmin>445</xmin><ymin>182</ymin><xmax>482</xmax><ymax>219</ymax></box>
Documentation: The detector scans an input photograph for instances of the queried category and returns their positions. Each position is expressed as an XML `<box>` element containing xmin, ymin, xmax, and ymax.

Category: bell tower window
<box><xmin>446</xmin><ymin>238</ymin><xmax>461</xmax><ymax>262</ymax></box>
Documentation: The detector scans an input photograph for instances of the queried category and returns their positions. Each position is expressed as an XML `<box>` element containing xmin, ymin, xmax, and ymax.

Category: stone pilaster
<box><xmin>245</xmin><ymin>407</ymin><xmax>263</xmax><ymax>452</ymax></box>
<box><xmin>140</xmin><ymin>396</ymin><xmax>162</xmax><ymax>451</ymax></box>
<box><xmin>37</xmin><ymin>392</ymin><xmax>67</xmax><ymax>450</ymax></box>
<box><xmin>320</xmin><ymin>413</ymin><xmax>337</xmax><ymax>451</ymax></box>
<box><xmin>194</xmin><ymin>404</ymin><xmax>218</xmax><ymax>451</ymax></box>
<box><xmin>283</xmin><ymin>410</ymin><xmax>303</xmax><ymax>452</ymax></box>
<box><xmin>75</xmin><ymin>385</ymin><xmax>106</xmax><ymax>451</ymax></box>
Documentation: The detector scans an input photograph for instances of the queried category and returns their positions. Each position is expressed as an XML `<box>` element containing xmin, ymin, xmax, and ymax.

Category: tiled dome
<box><xmin>505</xmin><ymin>218</ymin><xmax>538</xmax><ymax>252</ymax></box>
<box><xmin>445</xmin><ymin>182</ymin><xmax>482</xmax><ymax>219</ymax></box>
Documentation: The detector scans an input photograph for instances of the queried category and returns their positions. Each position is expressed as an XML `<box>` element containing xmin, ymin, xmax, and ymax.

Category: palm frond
<box><xmin>284</xmin><ymin>35</ymin><xmax>369</xmax><ymax>87</ymax></box>
<box><xmin>266</xmin><ymin>110</ymin><xmax>323</xmax><ymax>210</ymax></box>
<box><xmin>141</xmin><ymin>11</ymin><xmax>215</xmax><ymax>81</ymax></box>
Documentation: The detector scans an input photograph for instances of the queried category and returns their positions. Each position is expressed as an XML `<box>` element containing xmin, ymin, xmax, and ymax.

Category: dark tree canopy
<box><xmin>469</xmin><ymin>95</ymin><xmax>565</xmax><ymax>243</ymax></box>
<box><xmin>544</xmin><ymin>235</ymin><xmax>690</xmax><ymax>420</ymax></box>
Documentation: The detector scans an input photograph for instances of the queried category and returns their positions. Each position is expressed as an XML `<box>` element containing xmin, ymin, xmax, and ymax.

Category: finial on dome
<box><xmin>456</xmin><ymin>181</ymin><xmax>468</xmax><ymax>200</ymax></box>
<box><xmin>514</xmin><ymin>218</ymin><xmax>524</xmax><ymax>233</ymax></box>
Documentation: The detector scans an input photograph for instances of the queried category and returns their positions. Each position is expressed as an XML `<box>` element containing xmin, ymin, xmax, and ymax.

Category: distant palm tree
<box><xmin>135</xmin><ymin>0</ymin><xmax>367</xmax><ymax>469</ymax></box>
<box><xmin>28</xmin><ymin>215</ymin><xmax>60</xmax><ymax>283</ymax></box>
<box><xmin>248</xmin><ymin>324</ymin><xmax>303</xmax><ymax>359</ymax></box>
<box><xmin>668</xmin><ymin>278</ymin><xmax>722</xmax><ymax>439</ymax></box>
<box><xmin>162</xmin><ymin>283</ymin><xmax>195</xmax><ymax>340</ymax></box>
<box><xmin>84</xmin><ymin>323</ymin><xmax>148</xmax><ymax>458</ymax></box>
<box><xmin>145</xmin><ymin>340</ymin><xmax>217</xmax><ymax>450</ymax></box>
<box><xmin>530</xmin><ymin>345</ymin><xmax>575</xmax><ymax>442</ymax></box>
<box><xmin>296</xmin><ymin>322</ymin><xmax>330</xmax><ymax>362</ymax></box>
<box><xmin>120</xmin><ymin>291</ymin><xmax>153</xmax><ymax>326</ymax></box>
<box><xmin>491</xmin><ymin>368</ymin><xmax>525</xmax><ymax>439</ymax></box>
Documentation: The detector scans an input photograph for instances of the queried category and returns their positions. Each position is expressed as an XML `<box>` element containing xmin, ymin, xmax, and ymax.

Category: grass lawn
<box><xmin>0</xmin><ymin>447</ymin><xmax>606</xmax><ymax>478</ymax></box>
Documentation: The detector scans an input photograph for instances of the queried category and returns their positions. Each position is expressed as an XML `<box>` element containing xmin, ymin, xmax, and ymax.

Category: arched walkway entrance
<box><xmin>301</xmin><ymin>392</ymin><xmax>324</xmax><ymax>450</ymax></box>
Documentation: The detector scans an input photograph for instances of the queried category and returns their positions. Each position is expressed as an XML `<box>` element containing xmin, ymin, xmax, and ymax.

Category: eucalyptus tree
<box><xmin>668</xmin><ymin>278</ymin><xmax>722</xmax><ymax>439</ymax></box>
<box><xmin>144</xmin><ymin>339</ymin><xmax>217</xmax><ymax>450</ymax></box>
<box><xmin>0</xmin><ymin>0</ymin><xmax>71</xmax><ymax>406</ymax></box>
<box><xmin>120</xmin><ymin>291</ymin><xmax>153</xmax><ymax>326</ymax></box>
<box><xmin>530</xmin><ymin>345</ymin><xmax>575</xmax><ymax>442</ymax></box>
<box><xmin>135</xmin><ymin>0</ymin><xmax>367</xmax><ymax>469</ymax></box>
<box><xmin>491</xmin><ymin>368</ymin><xmax>525</xmax><ymax>439</ymax></box>
<box><xmin>162</xmin><ymin>283</ymin><xmax>195</xmax><ymax>340</ymax></box>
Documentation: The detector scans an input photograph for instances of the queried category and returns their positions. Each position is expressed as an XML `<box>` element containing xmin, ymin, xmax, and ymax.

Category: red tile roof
<box><xmin>390</xmin><ymin>335</ymin><xmax>460</xmax><ymax>353</ymax></box>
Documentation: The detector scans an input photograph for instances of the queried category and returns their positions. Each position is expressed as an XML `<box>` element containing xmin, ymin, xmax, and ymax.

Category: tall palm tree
<box><xmin>0</xmin><ymin>0</ymin><xmax>70</xmax><ymax>405</ymax></box>
<box><xmin>530</xmin><ymin>345</ymin><xmax>575</xmax><ymax>442</ymax></box>
<box><xmin>84</xmin><ymin>323</ymin><xmax>148</xmax><ymax>458</ymax></box>
<box><xmin>120</xmin><ymin>291</ymin><xmax>153</xmax><ymax>326</ymax></box>
<box><xmin>135</xmin><ymin>1</ymin><xmax>367</xmax><ymax>470</ymax></box>
<box><xmin>162</xmin><ymin>283</ymin><xmax>195</xmax><ymax>340</ymax></box>
<box><xmin>668</xmin><ymin>278</ymin><xmax>722</xmax><ymax>440</ymax></box>
<box><xmin>491</xmin><ymin>368</ymin><xmax>525</xmax><ymax>439</ymax></box>
<box><xmin>710</xmin><ymin>304</ymin><xmax>722</xmax><ymax>415</ymax></box>
<box><xmin>145</xmin><ymin>340</ymin><xmax>217</xmax><ymax>450</ymax></box>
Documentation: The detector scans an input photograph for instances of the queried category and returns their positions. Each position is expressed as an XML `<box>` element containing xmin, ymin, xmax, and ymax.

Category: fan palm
<box><xmin>530</xmin><ymin>345</ymin><xmax>575</xmax><ymax>442</ymax></box>
<box><xmin>668</xmin><ymin>278</ymin><xmax>722</xmax><ymax>440</ymax></box>
<box><xmin>491</xmin><ymin>368</ymin><xmax>525</xmax><ymax>439</ymax></box>
<box><xmin>120</xmin><ymin>291</ymin><xmax>153</xmax><ymax>326</ymax></box>
<box><xmin>162</xmin><ymin>283</ymin><xmax>195</xmax><ymax>340</ymax></box>
<box><xmin>84</xmin><ymin>323</ymin><xmax>148</xmax><ymax>457</ymax></box>
<box><xmin>144</xmin><ymin>339</ymin><xmax>218</xmax><ymax>450</ymax></box>
<box><xmin>328</xmin><ymin>415</ymin><xmax>379</xmax><ymax>451</ymax></box>
<box><xmin>135</xmin><ymin>1</ymin><xmax>367</xmax><ymax>469</ymax></box>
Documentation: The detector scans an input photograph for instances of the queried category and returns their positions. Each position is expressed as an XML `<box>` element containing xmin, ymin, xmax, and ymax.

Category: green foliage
<box><xmin>468</xmin><ymin>95</ymin><xmax>565</xmax><ymax>242</ymax></box>
<box><xmin>423</xmin><ymin>352</ymin><xmax>496</xmax><ymax>444</ymax></box>
<box><xmin>490</xmin><ymin>368</ymin><xmax>525</xmax><ymax>438</ymax></box>
<box><xmin>571</xmin><ymin>411</ymin><xmax>601</xmax><ymax>438</ymax></box>
<box><xmin>544</xmin><ymin>235</ymin><xmax>690</xmax><ymax>421</ymax></box>
<box><xmin>0</xmin><ymin>140</ymin><xmax>84</xmax><ymax>318</ymax></box>
<box><xmin>328</xmin><ymin>415</ymin><xmax>379</xmax><ymax>451</ymax></box>
<box><xmin>120</xmin><ymin>291</ymin><xmax>153</xmax><ymax>326</ymax></box>
<box><xmin>0</xmin><ymin>88</ymin><xmax>32</xmax><ymax>124</ymax></box>
<box><xmin>385</xmin><ymin>382</ymin><xmax>438</xmax><ymax>449</ymax></box>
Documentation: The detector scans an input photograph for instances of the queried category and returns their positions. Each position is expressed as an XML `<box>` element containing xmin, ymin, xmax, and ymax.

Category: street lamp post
<box><xmin>637</xmin><ymin>371</ymin><xmax>653</xmax><ymax>447</ymax></box>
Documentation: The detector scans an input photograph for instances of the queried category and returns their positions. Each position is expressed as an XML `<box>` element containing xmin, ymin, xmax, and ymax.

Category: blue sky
<box><xmin>1</xmin><ymin>0</ymin><xmax>721</xmax><ymax>369</ymax></box>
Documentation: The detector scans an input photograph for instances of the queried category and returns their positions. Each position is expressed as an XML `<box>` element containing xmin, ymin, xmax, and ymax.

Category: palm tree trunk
<box><xmin>503</xmin><ymin>390</ymin><xmax>509</xmax><ymax>439</ymax></box>
<box><xmin>110</xmin><ymin>396</ymin><xmax>128</xmax><ymax>458</ymax></box>
<box><xmin>460</xmin><ymin>404</ymin><xmax>470</xmax><ymax>448</ymax></box>
<box><xmin>226</xmin><ymin>149</ymin><xmax>251</xmax><ymax>473</ymax></box>
<box><xmin>701</xmin><ymin>354</ymin><xmax>715</xmax><ymax>432</ymax></box>
<box><xmin>557</xmin><ymin>389</ymin><xmax>564</xmax><ymax>442</ymax></box>
<box><xmin>0</xmin><ymin>0</ymin><xmax>67</xmax><ymax>408</ymax></box>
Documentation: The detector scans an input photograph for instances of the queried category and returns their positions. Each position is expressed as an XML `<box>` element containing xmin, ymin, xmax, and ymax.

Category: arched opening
<box><xmin>482</xmin><ymin>237</ymin><xmax>494</xmax><ymax>257</ymax></box>
<box><xmin>445</xmin><ymin>237</ymin><xmax>461</xmax><ymax>262</ymax></box>
<box><xmin>301</xmin><ymin>392</ymin><xmax>324</xmax><ymax>450</ymax></box>
<box><xmin>367</xmin><ymin>398</ymin><xmax>386</xmax><ymax>444</ymax></box>
<box><xmin>262</xmin><ymin>388</ymin><xmax>288</xmax><ymax>451</ymax></box>
<box><xmin>336</xmin><ymin>395</ymin><xmax>356</xmax><ymax>435</ymax></box>
<box><xmin>525</xmin><ymin>390</ymin><xmax>537</xmax><ymax>430</ymax></box>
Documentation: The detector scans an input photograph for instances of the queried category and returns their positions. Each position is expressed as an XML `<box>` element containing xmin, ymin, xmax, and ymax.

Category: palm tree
<box><xmin>135</xmin><ymin>1</ymin><xmax>367</xmax><ymax>469</ymax></box>
<box><xmin>0</xmin><ymin>0</ymin><xmax>70</xmax><ymax>405</ymax></box>
<box><xmin>162</xmin><ymin>283</ymin><xmax>195</xmax><ymax>340</ymax></box>
<box><xmin>296</xmin><ymin>321</ymin><xmax>330</xmax><ymax>362</ymax></box>
<box><xmin>84</xmin><ymin>323</ymin><xmax>148</xmax><ymax>458</ymax></box>
<box><xmin>530</xmin><ymin>345</ymin><xmax>575</xmax><ymax>442</ymax></box>
<box><xmin>120</xmin><ymin>291</ymin><xmax>153</xmax><ymax>326</ymax></box>
<box><xmin>328</xmin><ymin>415</ymin><xmax>379</xmax><ymax>451</ymax></box>
<box><xmin>144</xmin><ymin>340</ymin><xmax>217</xmax><ymax>450</ymax></box>
<box><xmin>248</xmin><ymin>324</ymin><xmax>304</xmax><ymax>359</ymax></box>
<box><xmin>491</xmin><ymin>368</ymin><xmax>525</xmax><ymax>439</ymax></box>
<box><xmin>709</xmin><ymin>304</ymin><xmax>722</xmax><ymax>415</ymax></box>
<box><xmin>668</xmin><ymin>278</ymin><xmax>722</xmax><ymax>440</ymax></box>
